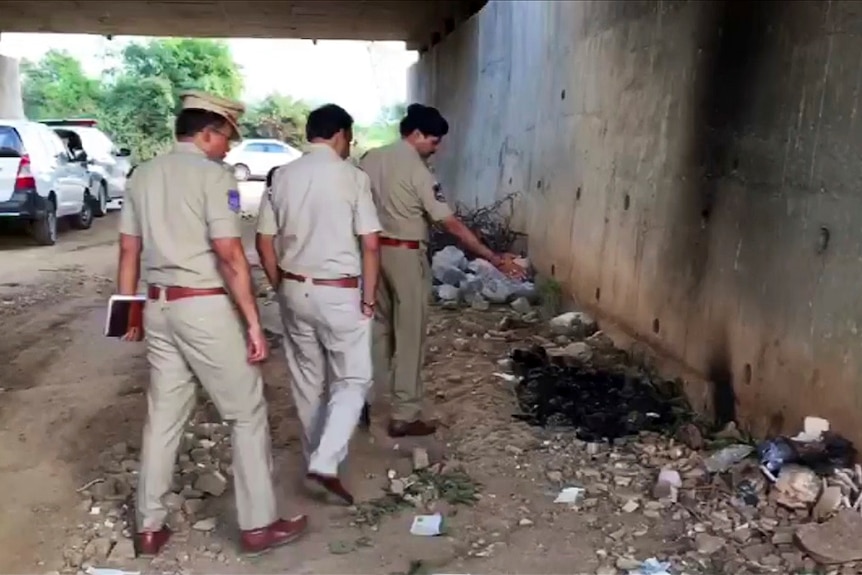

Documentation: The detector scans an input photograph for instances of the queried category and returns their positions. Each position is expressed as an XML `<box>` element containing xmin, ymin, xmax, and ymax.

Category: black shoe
<box><xmin>359</xmin><ymin>402</ymin><xmax>371</xmax><ymax>430</ymax></box>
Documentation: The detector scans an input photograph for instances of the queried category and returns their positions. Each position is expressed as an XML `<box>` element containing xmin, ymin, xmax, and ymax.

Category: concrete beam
<box><xmin>0</xmin><ymin>0</ymin><xmax>483</xmax><ymax>44</ymax></box>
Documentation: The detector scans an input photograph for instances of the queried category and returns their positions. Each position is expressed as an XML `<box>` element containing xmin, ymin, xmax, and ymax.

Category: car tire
<box><xmin>93</xmin><ymin>182</ymin><xmax>109</xmax><ymax>217</ymax></box>
<box><xmin>72</xmin><ymin>192</ymin><xmax>94</xmax><ymax>230</ymax></box>
<box><xmin>234</xmin><ymin>163</ymin><xmax>251</xmax><ymax>181</ymax></box>
<box><xmin>31</xmin><ymin>198</ymin><xmax>58</xmax><ymax>246</ymax></box>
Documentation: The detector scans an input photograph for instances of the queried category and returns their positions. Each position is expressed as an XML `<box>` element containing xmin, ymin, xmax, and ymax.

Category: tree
<box><xmin>99</xmin><ymin>76</ymin><xmax>175</xmax><ymax>162</ymax></box>
<box><xmin>120</xmin><ymin>38</ymin><xmax>243</xmax><ymax>104</ymax></box>
<box><xmin>20</xmin><ymin>49</ymin><xmax>101</xmax><ymax>120</ymax></box>
<box><xmin>19</xmin><ymin>42</ymin><xmax>403</xmax><ymax>165</ymax></box>
<box><xmin>240</xmin><ymin>94</ymin><xmax>311</xmax><ymax>147</ymax></box>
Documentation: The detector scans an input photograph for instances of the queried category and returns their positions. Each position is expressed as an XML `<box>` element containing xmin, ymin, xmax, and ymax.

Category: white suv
<box><xmin>43</xmin><ymin>119</ymin><xmax>132</xmax><ymax>216</ymax></box>
<box><xmin>0</xmin><ymin>119</ymin><xmax>94</xmax><ymax>245</ymax></box>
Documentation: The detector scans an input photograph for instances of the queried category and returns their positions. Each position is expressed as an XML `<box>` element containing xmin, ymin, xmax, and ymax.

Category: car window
<box><xmin>77</xmin><ymin>128</ymin><xmax>116</xmax><ymax>156</ymax></box>
<box><xmin>265</xmin><ymin>143</ymin><xmax>288</xmax><ymax>153</ymax></box>
<box><xmin>42</xmin><ymin>128</ymin><xmax>70</xmax><ymax>160</ymax></box>
<box><xmin>0</xmin><ymin>126</ymin><xmax>25</xmax><ymax>156</ymax></box>
<box><xmin>244</xmin><ymin>143</ymin><xmax>268</xmax><ymax>153</ymax></box>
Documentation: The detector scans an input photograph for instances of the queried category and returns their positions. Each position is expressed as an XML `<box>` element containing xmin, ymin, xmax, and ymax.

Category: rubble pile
<box><xmin>64</xmin><ymin>405</ymin><xmax>235</xmax><ymax>572</ymax></box>
<box><xmin>431</xmin><ymin>245</ymin><xmax>535</xmax><ymax>308</ymax></box>
<box><xmin>495</xmin><ymin>309</ymin><xmax>862</xmax><ymax>573</ymax></box>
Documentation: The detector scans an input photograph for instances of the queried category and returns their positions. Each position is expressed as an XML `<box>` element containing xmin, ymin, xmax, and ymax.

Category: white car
<box><xmin>43</xmin><ymin>119</ymin><xmax>132</xmax><ymax>216</ymax></box>
<box><xmin>225</xmin><ymin>138</ymin><xmax>302</xmax><ymax>181</ymax></box>
<box><xmin>0</xmin><ymin>119</ymin><xmax>95</xmax><ymax>245</ymax></box>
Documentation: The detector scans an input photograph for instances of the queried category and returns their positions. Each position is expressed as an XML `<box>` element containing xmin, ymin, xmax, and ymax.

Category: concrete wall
<box><xmin>409</xmin><ymin>0</ymin><xmax>862</xmax><ymax>443</ymax></box>
<box><xmin>0</xmin><ymin>55</ymin><xmax>24</xmax><ymax>119</ymax></box>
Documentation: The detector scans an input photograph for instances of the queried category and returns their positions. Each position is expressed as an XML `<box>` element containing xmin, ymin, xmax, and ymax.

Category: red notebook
<box><xmin>104</xmin><ymin>294</ymin><xmax>146</xmax><ymax>338</ymax></box>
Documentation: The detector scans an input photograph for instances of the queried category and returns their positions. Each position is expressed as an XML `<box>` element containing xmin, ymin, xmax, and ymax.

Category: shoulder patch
<box><xmin>432</xmin><ymin>182</ymin><xmax>446</xmax><ymax>202</ymax></box>
<box><xmin>227</xmin><ymin>189</ymin><xmax>241</xmax><ymax>213</ymax></box>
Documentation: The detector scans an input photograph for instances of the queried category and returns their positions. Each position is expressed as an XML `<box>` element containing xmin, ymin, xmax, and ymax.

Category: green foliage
<box><xmin>240</xmin><ymin>93</ymin><xmax>311</xmax><ymax>148</ymax></box>
<box><xmin>21</xmin><ymin>50</ymin><xmax>101</xmax><ymax>120</ymax></box>
<box><xmin>20</xmin><ymin>38</ymin><xmax>403</xmax><ymax>164</ymax></box>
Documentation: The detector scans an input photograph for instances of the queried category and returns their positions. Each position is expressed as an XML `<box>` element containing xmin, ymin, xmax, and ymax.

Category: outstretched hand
<box><xmin>496</xmin><ymin>253</ymin><xmax>527</xmax><ymax>280</ymax></box>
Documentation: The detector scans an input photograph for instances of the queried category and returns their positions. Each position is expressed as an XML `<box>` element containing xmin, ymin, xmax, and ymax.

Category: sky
<box><xmin>0</xmin><ymin>33</ymin><xmax>418</xmax><ymax>125</ymax></box>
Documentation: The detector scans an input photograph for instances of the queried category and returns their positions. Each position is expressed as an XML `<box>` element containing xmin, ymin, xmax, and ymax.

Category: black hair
<box><xmin>306</xmin><ymin>104</ymin><xmax>354</xmax><ymax>142</ymax></box>
<box><xmin>399</xmin><ymin>103</ymin><xmax>449</xmax><ymax>138</ymax></box>
<box><xmin>175</xmin><ymin>109</ymin><xmax>229</xmax><ymax>138</ymax></box>
<box><xmin>266</xmin><ymin>166</ymin><xmax>278</xmax><ymax>188</ymax></box>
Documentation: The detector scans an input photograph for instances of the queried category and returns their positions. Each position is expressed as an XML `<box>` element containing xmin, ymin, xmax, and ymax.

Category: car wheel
<box><xmin>93</xmin><ymin>183</ymin><xmax>108</xmax><ymax>217</ymax></box>
<box><xmin>72</xmin><ymin>193</ymin><xmax>94</xmax><ymax>230</ymax></box>
<box><xmin>234</xmin><ymin>163</ymin><xmax>251</xmax><ymax>181</ymax></box>
<box><xmin>31</xmin><ymin>198</ymin><xmax>57</xmax><ymax>246</ymax></box>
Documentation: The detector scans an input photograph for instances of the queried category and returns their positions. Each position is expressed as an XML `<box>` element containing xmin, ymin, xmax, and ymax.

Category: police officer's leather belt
<box><xmin>147</xmin><ymin>285</ymin><xmax>228</xmax><ymax>302</ymax></box>
<box><xmin>380</xmin><ymin>236</ymin><xmax>421</xmax><ymax>250</ymax></box>
<box><xmin>281</xmin><ymin>270</ymin><xmax>359</xmax><ymax>288</ymax></box>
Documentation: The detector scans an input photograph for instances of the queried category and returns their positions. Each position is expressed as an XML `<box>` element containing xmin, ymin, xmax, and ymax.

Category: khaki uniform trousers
<box><xmin>137</xmin><ymin>292</ymin><xmax>277</xmax><ymax>532</ymax></box>
<box><xmin>278</xmin><ymin>278</ymin><xmax>372</xmax><ymax>477</ymax></box>
<box><xmin>371</xmin><ymin>245</ymin><xmax>430</xmax><ymax>422</ymax></box>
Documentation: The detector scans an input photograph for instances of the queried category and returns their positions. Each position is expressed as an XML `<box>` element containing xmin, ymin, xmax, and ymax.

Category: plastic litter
<box><xmin>758</xmin><ymin>431</ymin><xmax>855</xmax><ymax>476</ymax></box>
<box><xmin>86</xmin><ymin>569</ymin><xmax>141</xmax><ymax>575</ymax></box>
<box><xmin>703</xmin><ymin>444</ymin><xmax>755</xmax><ymax>473</ymax></box>
<box><xmin>627</xmin><ymin>558</ymin><xmax>672</xmax><ymax>575</ymax></box>
<box><xmin>553</xmin><ymin>486</ymin><xmax>585</xmax><ymax>504</ymax></box>
<box><xmin>410</xmin><ymin>513</ymin><xmax>444</xmax><ymax>536</ymax></box>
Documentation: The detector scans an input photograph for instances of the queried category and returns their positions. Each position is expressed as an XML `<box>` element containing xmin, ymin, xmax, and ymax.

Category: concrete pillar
<box><xmin>0</xmin><ymin>55</ymin><xmax>25</xmax><ymax>119</ymax></box>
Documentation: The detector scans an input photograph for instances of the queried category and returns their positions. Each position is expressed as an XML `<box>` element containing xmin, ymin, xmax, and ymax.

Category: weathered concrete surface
<box><xmin>410</xmin><ymin>0</ymin><xmax>862</xmax><ymax>444</ymax></box>
<box><xmin>0</xmin><ymin>55</ymin><xmax>25</xmax><ymax>119</ymax></box>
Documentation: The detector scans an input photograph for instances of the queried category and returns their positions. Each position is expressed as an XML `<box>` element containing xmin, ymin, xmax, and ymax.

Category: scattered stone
<box><xmin>796</xmin><ymin>509</ymin><xmax>862</xmax><ymax>565</ymax></box>
<box><xmin>195</xmin><ymin>471</ymin><xmax>228</xmax><ymax>497</ymax></box>
<box><xmin>83</xmin><ymin>537</ymin><xmax>112</xmax><ymax>563</ymax></box>
<box><xmin>772</xmin><ymin>464</ymin><xmax>820</xmax><ymax>509</ymax></box>
<box><xmin>163</xmin><ymin>492</ymin><xmax>185</xmax><ymax>512</ymax></box>
<box><xmin>548</xmin><ymin>311</ymin><xmax>597</xmax><ymax>338</ymax></box>
<box><xmin>614</xmin><ymin>556</ymin><xmax>641</xmax><ymax>571</ymax></box>
<box><xmin>510</xmin><ymin>297</ymin><xmax>532</xmax><ymax>314</ymax></box>
<box><xmin>621</xmin><ymin>499</ymin><xmax>640</xmax><ymax>513</ymax></box>
<box><xmin>595</xmin><ymin>567</ymin><xmax>618</xmax><ymax>575</ymax></box>
<box><xmin>412</xmin><ymin>447</ymin><xmax>430</xmax><ymax>471</ymax></box>
<box><xmin>183</xmin><ymin>498</ymin><xmax>205</xmax><ymax>516</ymax></box>
<box><xmin>192</xmin><ymin>517</ymin><xmax>218</xmax><ymax>532</ymax></box>
<box><xmin>546</xmin><ymin>470</ymin><xmax>563</xmax><ymax>483</ymax></box>
<box><xmin>695</xmin><ymin>533</ymin><xmax>726</xmax><ymax>555</ymax></box>
<box><xmin>471</xmin><ymin>297</ymin><xmax>490</xmax><ymax>311</ymax></box>
<box><xmin>813</xmin><ymin>485</ymin><xmax>843</xmax><ymax>521</ymax></box>
<box><xmin>557</xmin><ymin>342</ymin><xmax>592</xmax><ymax>362</ymax></box>
<box><xmin>452</xmin><ymin>338</ymin><xmax>470</xmax><ymax>351</ymax></box>
<box><xmin>109</xmin><ymin>537</ymin><xmax>136</xmax><ymax>562</ymax></box>
<box><xmin>518</xmin><ymin>517</ymin><xmax>534</xmax><ymax>527</ymax></box>
<box><xmin>675</xmin><ymin>422</ymin><xmax>704</xmax><ymax>450</ymax></box>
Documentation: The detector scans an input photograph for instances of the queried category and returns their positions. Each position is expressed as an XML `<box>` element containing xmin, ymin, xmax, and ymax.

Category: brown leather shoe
<box><xmin>306</xmin><ymin>472</ymin><xmax>354</xmax><ymax>505</ymax></box>
<box><xmin>136</xmin><ymin>527</ymin><xmax>171</xmax><ymax>558</ymax></box>
<box><xmin>359</xmin><ymin>402</ymin><xmax>371</xmax><ymax>430</ymax></box>
<box><xmin>387</xmin><ymin>419</ymin><xmax>437</xmax><ymax>437</ymax></box>
<box><xmin>240</xmin><ymin>515</ymin><xmax>308</xmax><ymax>557</ymax></box>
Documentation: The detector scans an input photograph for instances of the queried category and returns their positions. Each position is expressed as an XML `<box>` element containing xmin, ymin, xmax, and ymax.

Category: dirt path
<box><xmin>0</xmin><ymin>214</ymin><xmax>835</xmax><ymax>575</ymax></box>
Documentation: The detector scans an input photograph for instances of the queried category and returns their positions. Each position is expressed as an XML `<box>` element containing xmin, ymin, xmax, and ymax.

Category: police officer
<box><xmin>116</xmin><ymin>90</ymin><xmax>307</xmax><ymax>557</ymax></box>
<box><xmin>359</xmin><ymin>104</ymin><xmax>525</xmax><ymax>437</ymax></box>
<box><xmin>255</xmin><ymin>104</ymin><xmax>380</xmax><ymax>505</ymax></box>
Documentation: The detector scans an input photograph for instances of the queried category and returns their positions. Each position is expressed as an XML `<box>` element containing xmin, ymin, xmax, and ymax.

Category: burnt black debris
<box><xmin>510</xmin><ymin>345</ymin><xmax>686</xmax><ymax>442</ymax></box>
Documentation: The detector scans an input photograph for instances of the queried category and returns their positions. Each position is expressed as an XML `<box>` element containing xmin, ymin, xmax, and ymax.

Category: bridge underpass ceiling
<box><xmin>1</xmin><ymin>0</ymin><xmax>484</xmax><ymax>50</ymax></box>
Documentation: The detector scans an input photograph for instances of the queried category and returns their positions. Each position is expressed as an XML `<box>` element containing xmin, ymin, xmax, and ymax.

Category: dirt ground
<box><xmin>0</xmin><ymin>213</ymin><xmax>836</xmax><ymax>575</ymax></box>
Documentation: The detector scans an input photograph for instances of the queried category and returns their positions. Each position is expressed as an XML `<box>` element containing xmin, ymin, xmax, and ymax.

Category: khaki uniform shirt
<box><xmin>358</xmin><ymin>140</ymin><xmax>453</xmax><ymax>241</ymax></box>
<box><xmin>119</xmin><ymin>142</ymin><xmax>242</xmax><ymax>289</ymax></box>
<box><xmin>256</xmin><ymin>143</ymin><xmax>381</xmax><ymax>279</ymax></box>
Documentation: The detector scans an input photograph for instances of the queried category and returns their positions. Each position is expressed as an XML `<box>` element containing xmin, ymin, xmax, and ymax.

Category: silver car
<box><xmin>224</xmin><ymin>138</ymin><xmax>302</xmax><ymax>181</ymax></box>
<box><xmin>42</xmin><ymin>119</ymin><xmax>132</xmax><ymax>216</ymax></box>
